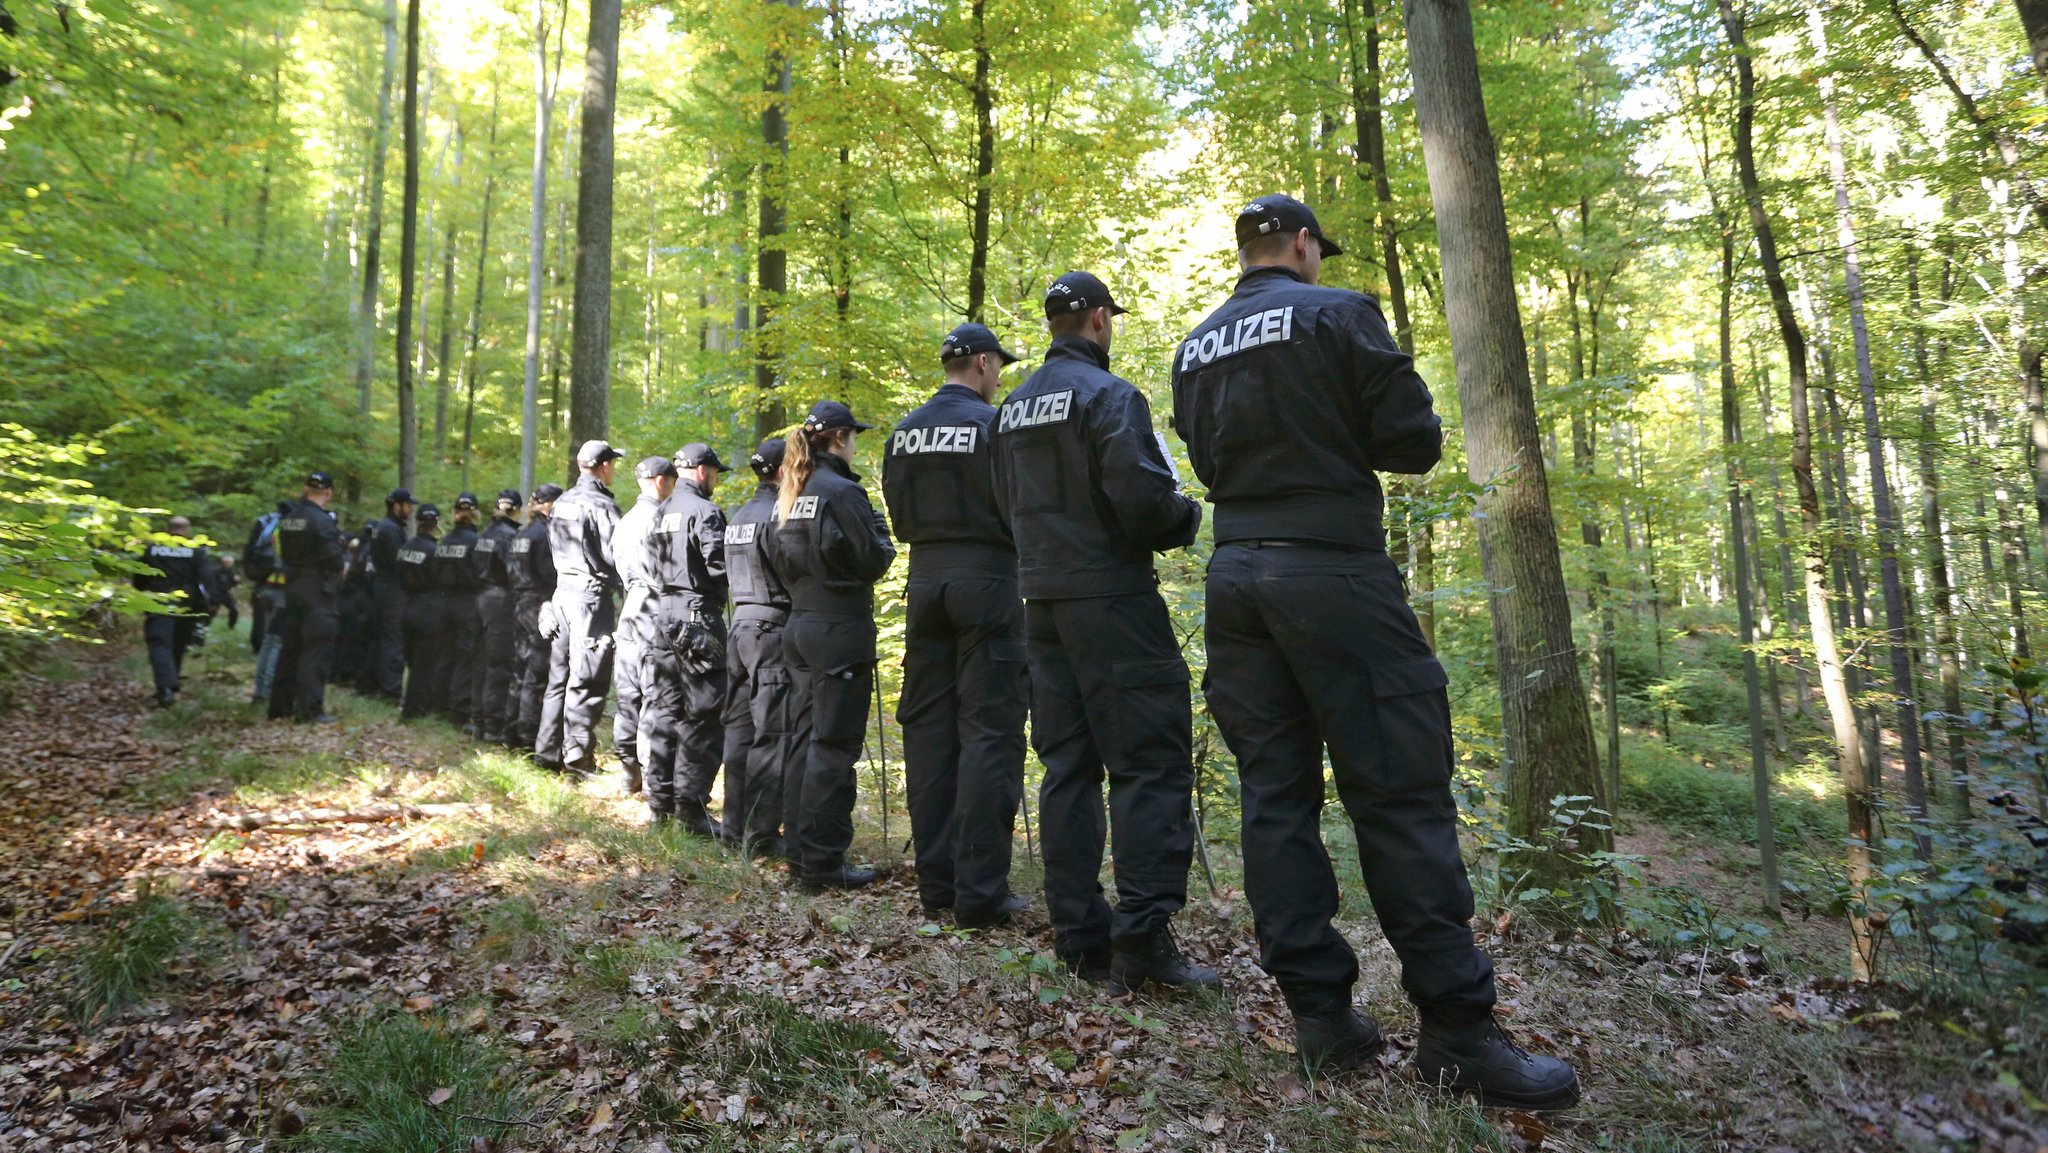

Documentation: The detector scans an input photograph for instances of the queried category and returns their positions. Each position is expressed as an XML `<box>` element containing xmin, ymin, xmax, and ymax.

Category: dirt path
<box><xmin>1</xmin><ymin>639</ymin><xmax>2043</xmax><ymax>1152</ymax></box>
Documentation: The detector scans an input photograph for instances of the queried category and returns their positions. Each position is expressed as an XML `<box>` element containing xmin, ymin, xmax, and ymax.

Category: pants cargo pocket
<box><xmin>1105</xmin><ymin>657</ymin><xmax>1192</xmax><ymax>767</ymax></box>
<box><xmin>1368</xmin><ymin>655</ymin><xmax>1454</xmax><ymax>792</ymax></box>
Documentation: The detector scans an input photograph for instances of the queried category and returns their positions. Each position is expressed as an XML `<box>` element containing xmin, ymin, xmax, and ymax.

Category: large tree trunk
<box><xmin>394</xmin><ymin>0</ymin><xmax>421</xmax><ymax>491</ymax></box>
<box><xmin>1405</xmin><ymin>0</ymin><xmax>1609</xmax><ymax>861</ymax></box>
<box><xmin>1721</xmin><ymin>0</ymin><xmax>1872</xmax><ymax>980</ymax></box>
<box><xmin>568</xmin><ymin>0</ymin><xmax>621</xmax><ymax>458</ymax></box>
<box><xmin>352</xmin><ymin>0</ymin><xmax>400</xmax><ymax>501</ymax></box>
<box><xmin>755</xmin><ymin>0</ymin><xmax>795</xmax><ymax>440</ymax></box>
<box><xmin>520</xmin><ymin>0</ymin><xmax>564</xmax><ymax>498</ymax></box>
<box><xmin>2016</xmin><ymin>0</ymin><xmax>2048</xmax><ymax>105</ymax></box>
<box><xmin>965</xmin><ymin>0</ymin><xmax>995</xmax><ymax>323</ymax></box>
<box><xmin>460</xmin><ymin>86</ymin><xmax>500</xmax><ymax>490</ymax></box>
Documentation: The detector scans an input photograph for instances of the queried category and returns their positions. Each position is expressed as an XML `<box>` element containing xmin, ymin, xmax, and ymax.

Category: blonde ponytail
<box><xmin>776</xmin><ymin>425</ymin><xmax>818</xmax><ymax>522</ymax></box>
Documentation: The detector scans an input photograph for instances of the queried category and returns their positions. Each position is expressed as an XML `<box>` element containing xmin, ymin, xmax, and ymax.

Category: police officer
<box><xmin>536</xmin><ymin>440</ymin><xmax>625</xmax><ymax>775</ymax></box>
<box><xmin>641</xmin><ymin>442</ymin><xmax>731</xmax><ymax>835</ymax></box>
<box><xmin>246</xmin><ymin>502</ymin><xmax>290</xmax><ymax>702</ymax></box>
<box><xmin>332</xmin><ymin>518</ymin><xmax>377</xmax><ymax>689</ymax></box>
<box><xmin>990</xmin><ymin>272</ymin><xmax>1210</xmax><ymax>992</ymax></box>
<box><xmin>882</xmin><ymin>323</ymin><xmax>1032</xmax><ymax>928</ymax></box>
<box><xmin>363</xmin><ymin>488</ymin><xmax>415</xmax><ymax>702</ymax></box>
<box><xmin>268</xmin><ymin>471</ymin><xmax>347</xmax><ymax>724</ymax></box>
<box><xmin>472</xmin><ymin>489</ymin><xmax>523</xmax><ymax>743</ymax></box>
<box><xmin>397</xmin><ymin>504</ymin><xmax>443</xmax><ymax>720</ymax></box>
<box><xmin>135</xmin><ymin>515</ymin><xmax>209</xmax><ymax>708</ymax></box>
<box><xmin>1172</xmin><ymin>195</ymin><xmax>1577</xmax><ymax>1106</ymax></box>
<box><xmin>721</xmin><ymin>439</ymin><xmax>797</xmax><ymax>858</ymax></box>
<box><xmin>435</xmin><ymin>494</ymin><xmax>484</xmax><ymax>727</ymax></box>
<box><xmin>613</xmin><ymin>457</ymin><xmax>676</xmax><ymax>793</ymax></box>
<box><xmin>769</xmin><ymin>401</ymin><xmax>896</xmax><ymax>891</ymax></box>
<box><xmin>509</xmin><ymin>485</ymin><xmax>561</xmax><ymax>749</ymax></box>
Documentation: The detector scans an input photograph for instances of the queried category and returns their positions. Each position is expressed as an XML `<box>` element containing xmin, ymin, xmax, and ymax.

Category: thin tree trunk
<box><xmin>352</xmin><ymin>0</ymin><xmax>400</xmax><ymax>500</ymax></box>
<box><xmin>965</xmin><ymin>0</ymin><xmax>995</xmax><ymax>323</ymax></box>
<box><xmin>432</xmin><ymin>127</ymin><xmax>463</xmax><ymax>453</ymax></box>
<box><xmin>1405</xmin><ymin>0</ymin><xmax>1609</xmax><ymax>862</ymax></box>
<box><xmin>568</xmin><ymin>0</ymin><xmax>621</xmax><ymax>455</ymax></box>
<box><xmin>1910</xmin><ymin>255</ymin><xmax>1967</xmax><ymax>811</ymax></box>
<box><xmin>460</xmin><ymin>85</ymin><xmax>501</xmax><ymax>490</ymax></box>
<box><xmin>521</xmin><ymin>0</ymin><xmax>564</xmax><ymax>498</ymax></box>
<box><xmin>252</xmin><ymin>23</ymin><xmax>284</xmax><ymax>269</ymax></box>
<box><xmin>755</xmin><ymin>0</ymin><xmax>795</xmax><ymax>439</ymax></box>
<box><xmin>394</xmin><ymin>0</ymin><xmax>421</xmax><ymax>490</ymax></box>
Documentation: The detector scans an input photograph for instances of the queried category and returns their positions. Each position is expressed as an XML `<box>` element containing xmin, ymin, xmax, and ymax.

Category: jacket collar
<box><xmin>681</xmin><ymin>478</ymin><xmax>710</xmax><ymax>499</ymax></box>
<box><xmin>1046</xmin><ymin>333</ymin><xmax>1110</xmax><ymax>370</ymax></box>
<box><xmin>936</xmin><ymin>381</ymin><xmax>992</xmax><ymax>406</ymax></box>
<box><xmin>1236</xmin><ymin>265</ymin><xmax>1307</xmax><ymax>290</ymax></box>
<box><xmin>817</xmin><ymin>451</ymin><xmax>861</xmax><ymax>483</ymax></box>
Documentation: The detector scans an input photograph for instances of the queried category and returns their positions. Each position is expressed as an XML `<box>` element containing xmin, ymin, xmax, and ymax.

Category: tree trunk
<box><xmin>432</xmin><ymin>127</ymin><xmax>462</xmax><ymax>453</ymax></box>
<box><xmin>1405</xmin><ymin>0</ymin><xmax>1609</xmax><ymax>861</ymax></box>
<box><xmin>352</xmin><ymin>0</ymin><xmax>400</xmax><ymax>500</ymax></box>
<box><xmin>460</xmin><ymin>85</ymin><xmax>501</xmax><ymax>490</ymax></box>
<box><xmin>1912</xmin><ymin>255</ymin><xmax>1966</xmax><ymax>811</ymax></box>
<box><xmin>252</xmin><ymin>23</ymin><xmax>283</xmax><ymax>269</ymax></box>
<box><xmin>755</xmin><ymin>0</ymin><xmax>795</xmax><ymax>440</ymax></box>
<box><xmin>965</xmin><ymin>0</ymin><xmax>995</xmax><ymax>324</ymax></box>
<box><xmin>2021</xmin><ymin>0</ymin><xmax>2048</xmax><ymax>96</ymax></box>
<box><xmin>521</xmin><ymin>0</ymin><xmax>561</xmax><ymax>499</ymax></box>
<box><xmin>394</xmin><ymin>0</ymin><xmax>421</xmax><ymax>491</ymax></box>
<box><xmin>568</xmin><ymin>0</ymin><xmax>621</xmax><ymax>456</ymax></box>
<box><xmin>1721</xmin><ymin>0</ymin><xmax>1872</xmax><ymax>980</ymax></box>
<box><xmin>832</xmin><ymin>2</ymin><xmax>854</xmax><ymax>387</ymax></box>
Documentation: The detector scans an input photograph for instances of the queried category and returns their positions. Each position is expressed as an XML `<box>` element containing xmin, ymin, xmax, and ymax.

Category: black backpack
<box><xmin>244</xmin><ymin>511</ymin><xmax>282</xmax><ymax>582</ymax></box>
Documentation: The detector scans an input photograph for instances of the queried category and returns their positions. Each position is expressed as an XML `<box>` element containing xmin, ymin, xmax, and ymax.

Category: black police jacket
<box><xmin>768</xmin><ymin>453</ymin><xmax>895</xmax><ymax>618</ymax></box>
<box><xmin>135</xmin><ymin>542</ymin><xmax>209</xmax><ymax>609</ymax></box>
<box><xmin>549</xmin><ymin>475</ymin><xmax>620</xmax><ymax>591</ymax></box>
<box><xmin>371</xmin><ymin>515</ymin><xmax>408</xmax><ymax>585</ymax></box>
<box><xmin>435</xmin><ymin>523</ymin><xmax>482</xmax><ymax>593</ymax></box>
<box><xmin>395</xmin><ymin>531</ymin><xmax>438</xmax><ymax>595</ymax></box>
<box><xmin>724</xmin><ymin>483</ymin><xmax>790</xmax><ymax>617</ymax></box>
<box><xmin>991</xmin><ymin>334</ymin><xmax>1200</xmax><ymax>600</ymax></box>
<box><xmin>647</xmin><ymin>479</ymin><xmax>728</xmax><ymax>603</ymax></box>
<box><xmin>614</xmin><ymin>495</ymin><xmax>661</xmax><ymax>594</ymax></box>
<box><xmin>882</xmin><ymin>382</ymin><xmax>1015</xmax><ymax>577</ymax></box>
<box><xmin>475</xmin><ymin>516</ymin><xmax>519</xmax><ymax>588</ymax></box>
<box><xmin>508</xmin><ymin>516</ymin><xmax>555</xmax><ymax>595</ymax></box>
<box><xmin>276</xmin><ymin>499</ymin><xmax>346</xmax><ymax>596</ymax></box>
<box><xmin>1170</xmin><ymin>266</ymin><xmax>1443</xmax><ymax>550</ymax></box>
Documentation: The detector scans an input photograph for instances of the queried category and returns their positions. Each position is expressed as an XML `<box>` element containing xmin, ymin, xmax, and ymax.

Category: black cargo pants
<box><xmin>441</xmin><ymin>591</ymin><xmax>480</xmax><ymax>725</ymax></box>
<box><xmin>641</xmin><ymin>597</ymin><xmax>727</xmax><ymax>815</ymax></box>
<box><xmin>613</xmin><ymin>593</ymin><xmax>652</xmax><ymax>772</ymax></box>
<box><xmin>269</xmin><ymin>583</ymin><xmax>338</xmax><ymax>722</ymax></box>
<box><xmin>782</xmin><ymin>612</ymin><xmax>875</xmax><ymax>878</ymax></box>
<box><xmin>401</xmin><ymin>592</ymin><xmax>445</xmax><ymax>720</ymax></box>
<box><xmin>535</xmin><ymin>581</ymin><xmax>615</xmax><ymax>767</ymax></box>
<box><xmin>143</xmin><ymin>612</ymin><xmax>200</xmax><ymax>699</ymax></box>
<box><xmin>1027</xmin><ymin>591</ymin><xmax>1194</xmax><ymax>960</ymax></box>
<box><xmin>723</xmin><ymin>612</ymin><xmax>798</xmax><ymax>844</ymax></box>
<box><xmin>510</xmin><ymin>590</ymin><xmax>548</xmax><ymax>745</ymax></box>
<box><xmin>1203</xmin><ymin>542</ymin><xmax>1494</xmax><ymax>1025</ymax></box>
<box><xmin>899</xmin><ymin>571</ymin><xmax>1028</xmax><ymax>919</ymax></box>
<box><xmin>474</xmin><ymin>585</ymin><xmax>518</xmax><ymax>740</ymax></box>
<box><xmin>365</xmin><ymin>580</ymin><xmax>408</xmax><ymax>699</ymax></box>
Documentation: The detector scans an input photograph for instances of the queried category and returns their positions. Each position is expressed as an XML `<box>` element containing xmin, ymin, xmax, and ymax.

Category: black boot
<box><xmin>797</xmin><ymin>863</ymin><xmax>878</xmax><ymax>892</ymax></box>
<box><xmin>746</xmin><ymin>835</ymin><xmax>785</xmax><ymax>861</ymax></box>
<box><xmin>1293</xmin><ymin>1007</ymin><xmax>1385</xmax><ymax>1076</ymax></box>
<box><xmin>675</xmin><ymin>800</ymin><xmax>722</xmax><ymax>839</ymax></box>
<box><xmin>956</xmin><ymin>892</ymin><xmax>1032</xmax><ymax>930</ymax></box>
<box><xmin>620</xmin><ymin>759</ymin><xmax>643</xmax><ymax>795</ymax></box>
<box><xmin>1414</xmin><ymin>1018</ymin><xmax>1579</xmax><ymax>1111</ymax></box>
<box><xmin>1109</xmin><ymin>930</ymin><xmax>1220</xmax><ymax>995</ymax></box>
<box><xmin>1059</xmin><ymin>946</ymin><xmax>1113</xmax><ymax>984</ymax></box>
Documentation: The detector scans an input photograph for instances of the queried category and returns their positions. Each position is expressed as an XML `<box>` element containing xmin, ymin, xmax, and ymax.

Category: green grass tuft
<box><xmin>295</xmin><ymin>1009</ymin><xmax>528</xmax><ymax>1153</ymax></box>
<box><xmin>73</xmin><ymin>888</ymin><xmax>195</xmax><ymax>1024</ymax></box>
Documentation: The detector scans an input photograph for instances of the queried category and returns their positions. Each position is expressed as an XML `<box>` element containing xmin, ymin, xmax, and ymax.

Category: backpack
<box><xmin>245</xmin><ymin>511</ymin><xmax>283</xmax><ymax>582</ymax></box>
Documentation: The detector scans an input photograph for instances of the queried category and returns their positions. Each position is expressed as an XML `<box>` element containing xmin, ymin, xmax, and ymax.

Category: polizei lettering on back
<box><xmin>998</xmin><ymin>390</ymin><xmax>1075</xmax><ymax>433</ymax></box>
<box><xmin>1179</xmin><ymin>305</ymin><xmax>1295</xmax><ymax>371</ymax></box>
<box><xmin>787</xmin><ymin>496</ymin><xmax>821</xmax><ymax>520</ymax></box>
<box><xmin>725</xmin><ymin>523</ymin><xmax>759</xmax><ymax>546</ymax></box>
<box><xmin>890</xmin><ymin>425</ymin><xmax>980</xmax><ymax>456</ymax></box>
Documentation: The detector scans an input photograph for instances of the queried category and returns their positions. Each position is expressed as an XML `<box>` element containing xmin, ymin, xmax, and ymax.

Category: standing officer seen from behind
<box><xmin>135</xmin><ymin>515</ymin><xmax>210</xmax><ymax>708</ymax></box>
<box><xmin>991</xmin><ymin>271</ymin><xmax>1210</xmax><ymax>994</ymax></box>
<box><xmin>721</xmin><ymin>439</ymin><xmax>797</xmax><ymax>857</ymax></box>
<box><xmin>611</xmin><ymin>457</ymin><xmax>674</xmax><ymax>795</ymax></box>
<box><xmin>642</xmin><ymin>443</ymin><xmax>730</xmax><ymax>836</ymax></box>
<box><xmin>397</xmin><ymin>504</ymin><xmax>443</xmax><ymax>720</ymax></box>
<box><xmin>437</xmin><ymin>494</ymin><xmax>484</xmax><ymax>728</ymax></box>
<box><xmin>473</xmin><ymin>489</ymin><xmax>524</xmax><ymax>742</ymax></box>
<box><xmin>509</xmin><ymin>485</ymin><xmax>561</xmax><ymax>749</ymax></box>
<box><xmin>770</xmin><ymin>401</ymin><xmax>896</xmax><ymax>892</ymax></box>
<box><xmin>268</xmin><ymin>471</ymin><xmax>346</xmax><ymax>724</ymax></box>
<box><xmin>536</xmin><ymin>440</ymin><xmax>625</xmax><ymax>775</ymax></box>
<box><xmin>1171</xmin><ymin>194</ymin><xmax>1577</xmax><ymax>1108</ymax></box>
<box><xmin>883</xmin><ymin>323</ymin><xmax>1031</xmax><ymax>929</ymax></box>
<box><xmin>362</xmin><ymin>488</ymin><xmax>414</xmax><ymax>703</ymax></box>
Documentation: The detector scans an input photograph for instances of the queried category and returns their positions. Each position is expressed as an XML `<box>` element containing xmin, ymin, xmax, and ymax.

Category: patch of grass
<box><xmin>296</xmin><ymin>1009</ymin><xmax>528</xmax><ymax>1153</ymax></box>
<box><xmin>1621</xmin><ymin>735</ymin><xmax>1842</xmax><ymax>847</ymax></box>
<box><xmin>72</xmin><ymin>888</ymin><xmax>196</xmax><ymax>1025</ymax></box>
<box><xmin>476</xmin><ymin>894</ymin><xmax>552</xmax><ymax>962</ymax></box>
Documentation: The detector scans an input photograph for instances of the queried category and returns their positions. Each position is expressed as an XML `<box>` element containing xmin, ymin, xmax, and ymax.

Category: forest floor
<box><xmin>1</xmin><ymin>633</ymin><xmax>2044</xmax><ymax>1152</ymax></box>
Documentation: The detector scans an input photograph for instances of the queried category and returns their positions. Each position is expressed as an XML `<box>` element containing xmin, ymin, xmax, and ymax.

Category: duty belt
<box><xmin>733</xmin><ymin>603</ymin><xmax>790</xmax><ymax>625</ymax></box>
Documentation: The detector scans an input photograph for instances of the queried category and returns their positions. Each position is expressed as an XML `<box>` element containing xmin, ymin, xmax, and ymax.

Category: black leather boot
<box><xmin>1293</xmin><ymin>1007</ymin><xmax>1385</xmax><ymax>1075</ymax></box>
<box><xmin>1060</xmin><ymin>947</ymin><xmax>1113</xmax><ymax>984</ymax></box>
<box><xmin>1414</xmin><ymin>1018</ymin><xmax>1580</xmax><ymax>1111</ymax></box>
<box><xmin>797</xmin><ymin>863</ymin><xmax>878</xmax><ymax>892</ymax></box>
<box><xmin>675</xmin><ymin>800</ymin><xmax>722</xmax><ymax>839</ymax></box>
<box><xmin>955</xmin><ymin>893</ymin><xmax>1032</xmax><ymax>930</ymax></box>
<box><xmin>1108</xmin><ymin>930</ymin><xmax>1220</xmax><ymax>995</ymax></box>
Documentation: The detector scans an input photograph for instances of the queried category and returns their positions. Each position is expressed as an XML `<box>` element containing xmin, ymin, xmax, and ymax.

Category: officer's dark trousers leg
<box><xmin>641</xmin><ymin>640</ymin><xmax>683</xmax><ymax>815</ymax></box>
<box><xmin>721</xmin><ymin>626</ymin><xmax>760</xmax><ymax>829</ymax></box>
<box><xmin>144</xmin><ymin>614</ymin><xmax>182</xmax><ymax>699</ymax></box>
<box><xmin>739</xmin><ymin>620</ymin><xmax>798</xmax><ymax>842</ymax></box>
<box><xmin>613</xmin><ymin>607</ymin><xmax>647</xmax><ymax>771</ymax></box>
<box><xmin>250</xmin><ymin>587</ymin><xmax>272</xmax><ymax>654</ymax></box>
<box><xmin>1204</xmin><ymin>544</ymin><xmax>1494</xmax><ymax>1024</ymax></box>
<box><xmin>291</xmin><ymin>598</ymin><xmax>338</xmax><ymax>720</ymax></box>
<box><xmin>443</xmin><ymin>597</ymin><xmax>479</xmax><ymax>725</ymax></box>
<box><xmin>783</xmin><ymin>614</ymin><xmax>873</xmax><ymax>878</ymax></box>
<box><xmin>900</xmin><ymin>575</ymin><xmax>1027</xmax><ymax>919</ymax></box>
<box><xmin>402</xmin><ymin>605</ymin><xmax>444</xmax><ymax>720</ymax></box>
<box><xmin>535</xmin><ymin>622</ymin><xmax>572</xmax><ymax>763</ymax></box>
<box><xmin>267</xmin><ymin>603</ymin><xmax>305</xmax><ymax>721</ymax></box>
<box><xmin>676</xmin><ymin>619</ymin><xmax>728</xmax><ymax>807</ymax></box>
<box><xmin>1028</xmin><ymin>594</ymin><xmax>1194</xmax><ymax>959</ymax></box>
<box><xmin>476</xmin><ymin>588</ymin><xmax>517</xmax><ymax>741</ymax></box>
<box><xmin>371</xmin><ymin>583</ymin><xmax>407</xmax><ymax>699</ymax></box>
<box><xmin>512</xmin><ymin>593</ymin><xmax>546</xmax><ymax>745</ymax></box>
<box><xmin>555</xmin><ymin>584</ymin><xmax>616</xmax><ymax>766</ymax></box>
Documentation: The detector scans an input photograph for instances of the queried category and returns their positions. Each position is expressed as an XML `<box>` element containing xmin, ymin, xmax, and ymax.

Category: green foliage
<box><xmin>298</xmin><ymin>1010</ymin><xmax>528</xmax><ymax>1153</ymax></box>
<box><xmin>72</xmin><ymin>887</ymin><xmax>197</xmax><ymax>1025</ymax></box>
<box><xmin>1620</xmin><ymin>736</ymin><xmax>1842</xmax><ymax>848</ymax></box>
<box><xmin>0</xmin><ymin>425</ymin><xmax>166</xmax><ymax>649</ymax></box>
<box><xmin>1467</xmin><ymin>792</ymin><xmax>1633</xmax><ymax>925</ymax></box>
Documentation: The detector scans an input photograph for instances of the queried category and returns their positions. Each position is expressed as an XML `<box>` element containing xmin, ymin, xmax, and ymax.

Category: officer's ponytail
<box><xmin>777</xmin><ymin>424</ymin><xmax>850</xmax><ymax>521</ymax></box>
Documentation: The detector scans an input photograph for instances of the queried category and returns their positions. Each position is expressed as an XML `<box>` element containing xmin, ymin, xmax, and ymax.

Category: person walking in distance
<box><xmin>135</xmin><ymin>515</ymin><xmax>210</xmax><ymax>708</ymax></box>
<box><xmin>612</xmin><ymin>457</ymin><xmax>676</xmax><ymax>794</ymax></box>
<box><xmin>642</xmin><ymin>443</ymin><xmax>731</xmax><ymax>836</ymax></box>
<box><xmin>536</xmin><ymin>440</ymin><xmax>625</xmax><ymax>775</ymax></box>
<box><xmin>720</xmin><ymin>439</ymin><xmax>798</xmax><ymax>858</ymax></box>
<box><xmin>768</xmin><ymin>401</ymin><xmax>896</xmax><ymax>892</ymax></box>
<box><xmin>508</xmin><ymin>485</ymin><xmax>561</xmax><ymax>749</ymax></box>
<box><xmin>268</xmin><ymin>471</ymin><xmax>346</xmax><ymax>724</ymax></box>
<box><xmin>1171</xmin><ymin>194</ymin><xmax>1577</xmax><ymax>1107</ymax></box>
<box><xmin>397</xmin><ymin>505</ymin><xmax>443</xmax><ymax>721</ymax></box>
<box><xmin>472</xmin><ymin>489</ymin><xmax>524</xmax><ymax>744</ymax></box>
<box><xmin>882</xmin><ymin>323</ymin><xmax>1032</xmax><ymax>928</ymax></box>
<box><xmin>990</xmin><ymin>271</ymin><xmax>1211</xmax><ymax>993</ymax></box>
<box><xmin>362</xmin><ymin>488</ymin><xmax>415</xmax><ymax>703</ymax></box>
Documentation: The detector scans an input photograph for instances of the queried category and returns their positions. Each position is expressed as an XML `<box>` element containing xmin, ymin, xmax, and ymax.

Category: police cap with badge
<box><xmin>1043</xmin><ymin>270</ymin><xmax>1128</xmax><ymax>318</ymax></box>
<box><xmin>803</xmin><ymin>400</ymin><xmax>874</xmax><ymax>434</ymax></box>
<box><xmin>1236</xmin><ymin>193</ymin><xmax>1344</xmax><ymax>257</ymax></box>
<box><xmin>749</xmin><ymin>438</ymin><xmax>786</xmax><ymax>478</ymax></box>
<box><xmin>675</xmin><ymin>443</ymin><xmax>730</xmax><ymax>472</ymax></box>
<box><xmin>940</xmin><ymin>322</ymin><xmax>1020</xmax><ymax>365</ymax></box>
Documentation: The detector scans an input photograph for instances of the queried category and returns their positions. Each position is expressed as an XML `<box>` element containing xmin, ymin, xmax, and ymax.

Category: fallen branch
<box><xmin>206</xmin><ymin>802</ymin><xmax>489</xmax><ymax>830</ymax></box>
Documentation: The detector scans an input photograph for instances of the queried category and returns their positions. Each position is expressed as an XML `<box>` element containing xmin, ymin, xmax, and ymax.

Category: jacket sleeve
<box><xmin>1349</xmin><ymin>298</ymin><xmax>1444</xmax><ymax>475</ymax></box>
<box><xmin>826</xmin><ymin>487</ymin><xmax>897</xmax><ymax>585</ymax></box>
<box><xmin>697</xmin><ymin>506</ymin><xmax>728</xmax><ymax>587</ymax></box>
<box><xmin>1093</xmin><ymin>386</ymin><xmax>1201</xmax><ymax>552</ymax></box>
<box><xmin>317</xmin><ymin>513</ymin><xmax>347</xmax><ymax>577</ymax></box>
<box><xmin>594</xmin><ymin>499</ymin><xmax>622</xmax><ymax>586</ymax></box>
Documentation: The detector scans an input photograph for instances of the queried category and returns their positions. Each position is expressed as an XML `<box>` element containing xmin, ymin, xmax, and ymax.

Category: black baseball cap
<box><xmin>416</xmin><ymin>503</ymin><xmax>441</xmax><ymax>522</ymax></box>
<box><xmin>495</xmin><ymin>488</ymin><xmax>521</xmax><ymax>508</ymax></box>
<box><xmin>454</xmin><ymin>492</ymin><xmax>479</xmax><ymax>510</ymax></box>
<box><xmin>1043</xmin><ymin>271</ymin><xmax>1127</xmax><ymax>319</ymax></box>
<box><xmin>940</xmin><ymin>322</ymin><xmax>1021</xmax><ymax>365</ymax></box>
<box><xmin>386</xmin><ymin>487</ymin><xmax>414</xmax><ymax>505</ymax></box>
<box><xmin>306</xmin><ymin>470</ymin><xmax>335</xmax><ymax>489</ymax></box>
<box><xmin>676</xmin><ymin>443</ymin><xmax>729</xmax><ymax>471</ymax></box>
<box><xmin>532</xmin><ymin>483</ymin><xmax>564</xmax><ymax>503</ymax></box>
<box><xmin>1235</xmin><ymin>193</ymin><xmax>1344</xmax><ymax>257</ymax></box>
<box><xmin>802</xmin><ymin>400</ymin><xmax>874</xmax><ymax>433</ymax></box>
<box><xmin>750</xmin><ymin>438</ymin><xmax>785</xmax><ymax>477</ymax></box>
<box><xmin>636</xmin><ymin>456</ymin><xmax>678</xmax><ymax>480</ymax></box>
<box><xmin>577</xmin><ymin>439</ymin><xmax>625</xmax><ymax>468</ymax></box>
